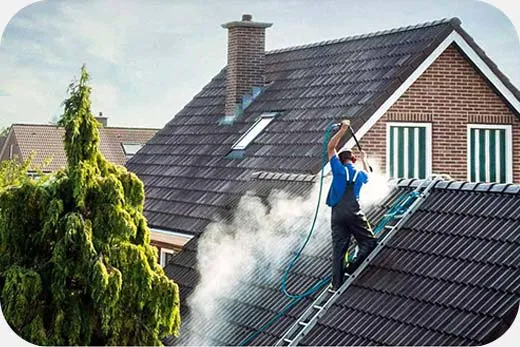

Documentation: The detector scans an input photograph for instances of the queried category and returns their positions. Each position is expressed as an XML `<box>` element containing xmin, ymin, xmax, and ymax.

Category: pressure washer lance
<box><xmin>332</xmin><ymin>121</ymin><xmax>374</xmax><ymax>173</ymax></box>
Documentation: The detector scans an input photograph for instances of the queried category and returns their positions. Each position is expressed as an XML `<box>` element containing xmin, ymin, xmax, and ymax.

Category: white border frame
<box><xmin>335</xmin><ymin>30</ymin><xmax>520</xmax><ymax>162</ymax></box>
<box><xmin>231</xmin><ymin>112</ymin><xmax>278</xmax><ymax>150</ymax></box>
<box><xmin>160</xmin><ymin>248</ymin><xmax>175</xmax><ymax>267</ymax></box>
<box><xmin>385</xmin><ymin>122</ymin><xmax>432</xmax><ymax>179</ymax></box>
<box><xmin>466</xmin><ymin>124</ymin><xmax>513</xmax><ymax>183</ymax></box>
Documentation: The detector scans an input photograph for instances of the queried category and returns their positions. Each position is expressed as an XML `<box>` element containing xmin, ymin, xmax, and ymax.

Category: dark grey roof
<box><xmin>126</xmin><ymin>17</ymin><xmax>520</xmax><ymax>345</ymax></box>
<box><xmin>164</xmin><ymin>180</ymin><xmax>520</xmax><ymax>345</ymax></box>
<box><xmin>127</xmin><ymin>18</ymin><xmax>466</xmax><ymax>234</ymax></box>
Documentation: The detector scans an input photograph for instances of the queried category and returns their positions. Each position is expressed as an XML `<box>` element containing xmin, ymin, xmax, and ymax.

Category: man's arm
<box><xmin>327</xmin><ymin>120</ymin><xmax>350</xmax><ymax>160</ymax></box>
<box><xmin>359</xmin><ymin>150</ymin><xmax>370</xmax><ymax>172</ymax></box>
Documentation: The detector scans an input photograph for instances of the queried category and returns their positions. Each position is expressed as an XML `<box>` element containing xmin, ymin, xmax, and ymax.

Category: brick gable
<box><xmin>359</xmin><ymin>44</ymin><xmax>520</xmax><ymax>182</ymax></box>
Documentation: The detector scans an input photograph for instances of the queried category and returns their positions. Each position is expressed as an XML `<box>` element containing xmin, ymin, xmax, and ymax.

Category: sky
<box><xmin>0</xmin><ymin>0</ymin><xmax>519</xmax><ymax>129</ymax></box>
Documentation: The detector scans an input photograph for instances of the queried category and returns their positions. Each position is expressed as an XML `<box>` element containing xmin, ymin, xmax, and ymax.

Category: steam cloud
<box><xmin>184</xmin><ymin>161</ymin><xmax>391</xmax><ymax>345</ymax></box>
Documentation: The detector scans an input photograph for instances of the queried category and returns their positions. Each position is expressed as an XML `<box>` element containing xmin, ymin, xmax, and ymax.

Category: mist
<box><xmin>183</xmin><ymin>161</ymin><xmax>391</xmax><ymax>345</ymax></box>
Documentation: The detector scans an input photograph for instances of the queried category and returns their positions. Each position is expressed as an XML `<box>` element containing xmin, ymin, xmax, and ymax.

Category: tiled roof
<box><xmin>3</xmin><ymin>124</ymin><xmax>157</xmax><ymax>171</ymax></box>
<box><xmin>163</xmin><ymin>180</ymin><xmax>520</xmax><ymax>345</ymax></box>
<box><xmin>128</xmin><ymin>18</ymin><xmax>469</xmax><ymax>233</ymax></box>
<box><xmin>0</xmin><ymin>135</ymin><xmax>6</xmax><ymax>157</ymax></box>
<box><xmin>123</xmin><ymin>17</ymin><xmax>520</xmax><ymax>345</ymax></box>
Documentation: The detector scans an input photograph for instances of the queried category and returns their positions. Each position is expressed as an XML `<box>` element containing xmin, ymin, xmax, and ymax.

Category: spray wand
<box><xmin>332</xmin><ymin>121</ymin><xmax>374</xmax><ymax>173</ymax></box>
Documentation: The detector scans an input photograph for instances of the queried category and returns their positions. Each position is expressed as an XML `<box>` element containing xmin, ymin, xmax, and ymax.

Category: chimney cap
<box><xmin>95</xmin><ymin>112</ymin><xmax>108</xmax><ymax>127</ymax></box>
<box><xmin>222</xmin><ymin>14</ymin><xmax>272</xmax><ymax>29</ymax></box>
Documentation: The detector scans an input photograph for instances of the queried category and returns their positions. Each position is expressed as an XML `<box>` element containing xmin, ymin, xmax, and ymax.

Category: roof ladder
<box><xmin>275</xmin><ymin>176</ymin><xmax>444</xmax><ymax>346</ymax></box>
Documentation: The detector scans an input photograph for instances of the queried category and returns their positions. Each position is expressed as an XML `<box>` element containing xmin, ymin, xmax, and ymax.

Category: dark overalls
<box><xmin>331</xmin><ymin>169</ymin><xmax>377</xmax><ymax>290</ymax></box>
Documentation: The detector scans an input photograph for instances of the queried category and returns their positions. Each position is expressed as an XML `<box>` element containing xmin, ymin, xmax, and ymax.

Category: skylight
<box><xmin>232</xmin><ymin>112</ymin><xmax>278</xmax><ymax>150</ymax></box>
<box><xmin>122</xmin><ymin>143</ymin><xmax>144</xmax><ymax>158</ymax></box>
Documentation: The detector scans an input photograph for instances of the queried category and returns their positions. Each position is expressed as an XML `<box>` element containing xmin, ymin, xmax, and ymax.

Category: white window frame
<box><xmin>231</xmin><ymin>112</ymin><xmax>278</xmax><ymax>150</ymax></box>
<box><xmin>466</xmin><ymin>124</ymin><xmax>513</xmax><ymax>183</ymax></box>
<box><xmin>386</xmin><ymin>122</ymin><xmax>432</xmax><ymax>179</ymax></box>
<box><xmin>160</xmin><ymin>248</ymin><xmax>175</xmax><ymax>267</ymax></box>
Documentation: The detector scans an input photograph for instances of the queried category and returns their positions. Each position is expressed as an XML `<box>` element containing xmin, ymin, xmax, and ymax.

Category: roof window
<box><xmin>226</xmin><ymin>112</ymin><xmax>278</xmax><ymax>159</ymax></box>
<box><xmin>122</xmin><ymin>143</ymin><xmax>144</xmax><ymax>158</ymax></box>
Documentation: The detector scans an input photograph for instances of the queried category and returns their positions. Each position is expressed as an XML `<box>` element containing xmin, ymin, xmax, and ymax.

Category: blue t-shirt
<box><xmin>326</xmin><ymin>155</ymin><xmax>368</xmax><ymax>207</ymax></box>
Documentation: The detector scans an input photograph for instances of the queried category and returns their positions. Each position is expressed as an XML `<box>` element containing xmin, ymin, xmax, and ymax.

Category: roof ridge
<box><xmin>266</xmin><ymin>17</ymin><xmax>461</xmax><ymax>55</ymax></box>
<box><xmin>397</xmin><ymin>178</ymin><xmax>520</xmax><ymax>194</ymax></box>
<box><xmin>11</xmin><ymin>123</ymin><xmax>158</xmax><ymax>131</ymax></box>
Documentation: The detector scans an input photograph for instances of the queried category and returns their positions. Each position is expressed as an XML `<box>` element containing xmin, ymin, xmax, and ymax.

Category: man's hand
<box><xmin>359</xmin><ymin>150</ymin><xmax>370</xmax><ymax>172</ymax></box>
<box><xmin>328</xmin><ymin>120</ymin><xmax>350</xmax><ymax>160</ymax></box>
<box><xmin>339</xmin><ymin>119</ymin><xmax>350</xmax><ymax>132</ymax></box>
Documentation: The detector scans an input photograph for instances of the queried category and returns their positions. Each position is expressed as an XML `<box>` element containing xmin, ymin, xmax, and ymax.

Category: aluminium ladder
<box><xmin>275</xmin><ymin>176</ymin><xmax>445</xmax><ymax>346</ymax></box>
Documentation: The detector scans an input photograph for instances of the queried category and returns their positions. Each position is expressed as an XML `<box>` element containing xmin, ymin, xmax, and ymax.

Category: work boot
<box><xmin>328</xmin><ymin>283</ymin><xmax>339</xmax><ymax>292</ymax></box>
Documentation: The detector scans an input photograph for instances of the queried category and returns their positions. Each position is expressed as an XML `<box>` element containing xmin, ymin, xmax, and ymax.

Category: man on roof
<box><xmin>326</xmin><ymin>120</ymin><xmax>377</xmax><ymax>291</ymax></box>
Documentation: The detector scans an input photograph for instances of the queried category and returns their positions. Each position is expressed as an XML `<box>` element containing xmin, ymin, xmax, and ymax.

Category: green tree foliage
<box><xmin>0</xmin><ymin>65</ymin><xmax>180</xmax><ymax>345</ymax></box>
<box><xmin>0</xmin><ymin>156</ymin><xmax>31</xmax><ymax>189</ymax></box>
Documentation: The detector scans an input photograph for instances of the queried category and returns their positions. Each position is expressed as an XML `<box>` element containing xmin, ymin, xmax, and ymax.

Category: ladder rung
<box><xmin>327</xmin><ymin>288</ymin><xmax>336</xmax><ymax>294</ymax></box>
<box><xmin>283</xmin><ymin>338</ymin><xmax>293</xmax><ymax>344</ymax></box>
<box><xmin>384</xmin><ymin>225</ymin><xmax>396</xmax><ymax>229</ymax></box>
<box><xmin>313</xmin><ymin>305</ymin><xmax>324</xmax><ymax>310</ymax></box>
<box><xmin>298</xmin><ymin>321</ymin><xmax>308</xmax><ymax>327</ymax></box>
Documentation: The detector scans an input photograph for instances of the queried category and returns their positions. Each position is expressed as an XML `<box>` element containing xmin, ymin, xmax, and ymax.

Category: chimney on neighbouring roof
<box><xmin>96</xmin><ymin>112</ymin><xmax>108</xmax><ymax>127</ymax></box>
<box><xmin>222</xmin><ymin>14</ymin><xmax>272</xmax><ymax>117</ymax></box>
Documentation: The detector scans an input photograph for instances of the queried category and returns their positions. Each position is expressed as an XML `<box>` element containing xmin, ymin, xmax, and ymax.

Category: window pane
<box><xmin>122</xmin><ymin>143</ymin><xmax>143</xmax><ymax>155</ymax></box>
<box><xmin>233</xmin><ymin>115</ymin><xmax>276</xmax><ymax>150</ymax></box>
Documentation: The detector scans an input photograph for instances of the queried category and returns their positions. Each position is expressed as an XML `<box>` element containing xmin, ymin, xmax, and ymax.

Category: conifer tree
<box><xmin>0</xmin><ymin>65</ymin><xmax>180</xmax><ymax>345</ymax></box>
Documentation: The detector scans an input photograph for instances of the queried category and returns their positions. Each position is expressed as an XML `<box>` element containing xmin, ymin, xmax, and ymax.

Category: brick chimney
<box><xmin>222</xmin><ymin>14</ymin><xmax>272</xmax><ymax>116</ymax></box>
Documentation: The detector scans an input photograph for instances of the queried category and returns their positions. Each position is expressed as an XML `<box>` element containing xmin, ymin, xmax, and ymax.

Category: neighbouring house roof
<box><xmin>0</xmin><ymin>124</ymin><xmax>157</xmax><ymax>172</ymax></box>
<box><xmin>164</xmin><ymin>180</ymin><xmax>520</xmax><ymax>345</ymax></box>
<box><xmin>126</xmin><ymin>17</ymin><xmax>520</xmax><ymax>234</ymax></box>
<box><xmin>0</xmin><ymin>135</ymin><xmax>6</xmax><ymax>157</ymax></box>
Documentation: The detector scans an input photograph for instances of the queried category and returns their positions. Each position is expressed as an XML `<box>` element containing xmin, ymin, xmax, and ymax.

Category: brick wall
<box><xmin>359</xmin><ymin>44</ymin><xmax>520</xmax><ymax>183</ymax></box>
<box><xmin>223</xmin><ymin>15</ymin><xmax>272</xmax><ymax>116</ymax></box>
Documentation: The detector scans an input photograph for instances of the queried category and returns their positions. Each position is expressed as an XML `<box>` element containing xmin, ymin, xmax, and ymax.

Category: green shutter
<box><xmin>469</xmin><ymin>127</ymin><xmax>508</xmax><ymax>183</ymax></box>
<box><xmin>479</xmin><ymin>129</ymin><xmax>486</xmax><ymax>181</ymax></box>
<box><xmin>489</xmin><ymin>130</ymin><xmax>496</xmax><ymax>182</ymax></box>
<box><xmin>418</xmin><ymin>127</ymin><xmax>426</xmax><ymax>179</ymax></box>
<box><xmin>500</xmin><ymin>129</ymin><xmax>506</xmax><ymax>183</ymax></box>
<box><xmin>388</xmin><ymin>125</ymin><xmax>428</xmax><ymax>179</ymax></box>
<box><xmin>470</xmin><ymin>129</ymin><xmax>476</xmax><ymax>182</ymax></box>
<box><xmin>408</xmin><ymin>128</ymin><xmax>415</xmax><ymax>178</ymax></box>
<box><xmin>397</xmin><ymin>127</ymin><xmax>404</xmax><ymax>178</ymax></box>
<box><xmin>389</xmin><ymin>127</ymin><xmax>394</xmax><ymax>178</ymax></box>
